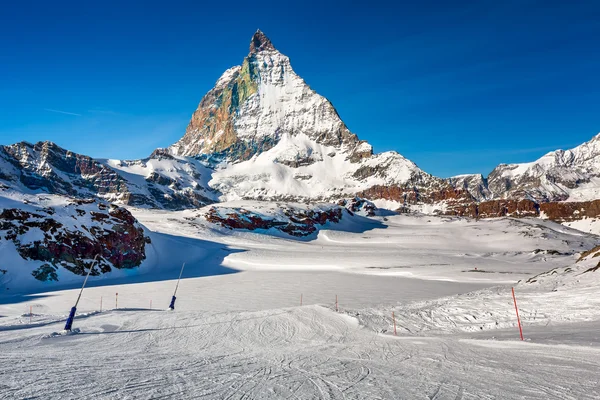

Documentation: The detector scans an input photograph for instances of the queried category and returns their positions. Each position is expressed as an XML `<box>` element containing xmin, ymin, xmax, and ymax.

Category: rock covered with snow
<box><xmin>0</xmin><ymin>191</ymin><xmax>150</xmax><ymax>288</ymax></box>
<box><xmin>204</xmin><ymin>202</ymin><xmax>344</xmax><ymax>237</ymax></box>
<box><xmin>0</xmin><ymin>141</ymin><xmax>216</xmax><ymax>210</ymax></box>
<box><xmin>488</xmin><ymin>133</ymin><xmax>600</xmax><ymax>202</ymax></box>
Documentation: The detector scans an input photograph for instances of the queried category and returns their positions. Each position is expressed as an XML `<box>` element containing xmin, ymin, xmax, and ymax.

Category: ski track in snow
<box><xmin>1</xmin><ymin>209</ymin><xmax>600</xmax><ymax>398</ymax></box>
<box><xmin>0</xmin><ymin>306</ymin><xmax>599</xmax><ymax>399</ymax></box>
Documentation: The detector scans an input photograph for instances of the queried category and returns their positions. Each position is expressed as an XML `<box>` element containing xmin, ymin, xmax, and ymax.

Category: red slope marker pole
<box><xmin>512</xmin><ymin>287</ymin><xmax>524</xmax><ymax>341</ymax></box>
<box><xmin>392</xmin><ymin>311</ymin><xmax>397</xmax><ymax>336</ymax></box>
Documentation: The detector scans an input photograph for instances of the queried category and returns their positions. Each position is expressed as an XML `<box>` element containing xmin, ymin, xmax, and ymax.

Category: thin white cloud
<box><xmin>43</xmin><ymin>108</ymin><xmax>82</xmax><ymax>116</ymax></box>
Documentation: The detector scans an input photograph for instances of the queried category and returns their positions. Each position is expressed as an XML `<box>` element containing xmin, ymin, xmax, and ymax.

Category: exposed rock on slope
<box><xmin>205</xmin><ymin>203</ymin><xmax>344</xmax><ymax>237</ymax></box>
<box><xmin>0</xmin><ymin>194</ymin><xmax>150</xmax><ymax>285</ymax></box>
<box><xmin>0</xmin><ymin>141</ymin><xmax>215</xmax><ymax>210</ymax></box>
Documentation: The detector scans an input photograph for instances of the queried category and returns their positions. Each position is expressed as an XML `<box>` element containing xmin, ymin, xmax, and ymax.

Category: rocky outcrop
<box><xmin>205</xmin><ymin>204</ymin><xmax>343</xmax><ymax>237</ymax></box>
<box><xmin>540</xmin><ymin>200</ymin><xmax>600</xmax><ymax>222</ymax></box>
<box><xmin>0</xmin><ymin>200</ymin><xmax>150</xmax><ymax>281</ymax></box>
<box><xmin>444</xmin><ymin>199</ymin><xmax>539</xmax><ymax>218</ymax></box>
<box><xmin>338</xmin><ymin>197</ymin><xmax>377</xmax><ymax>217</ymax></box>
<box><xmin>357</xmin><ymin>182</ymin><xmax>475</xmax><ymax>205</ymax></box>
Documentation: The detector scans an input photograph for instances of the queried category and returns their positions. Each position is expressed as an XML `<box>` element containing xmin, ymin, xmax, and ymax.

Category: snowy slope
<box><xmin>209</xmin><ymin>133</ymin><xmax>435</xmax><ymax>202</ymax></box>
<box><xmin>1</xmin><ymin>211</ymin><xmax>600</xmax><ymax>398</ymax></box>
<box><xmin>100</xmin><ymin>149</ymin><xmax>217</xmax><ymax>208</ymax></box>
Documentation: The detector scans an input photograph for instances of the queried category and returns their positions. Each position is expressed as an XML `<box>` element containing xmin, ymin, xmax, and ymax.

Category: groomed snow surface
<box><xmin>2</xmin><ymin>205</ymin><xmax>600</xmax><ymax>399</ymax></box>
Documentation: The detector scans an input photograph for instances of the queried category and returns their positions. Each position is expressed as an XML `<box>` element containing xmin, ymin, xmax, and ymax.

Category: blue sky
<box><xmin>1</xmin><ymin>0</ymin><xmax>599</xmax><ymax>177</ymax></box>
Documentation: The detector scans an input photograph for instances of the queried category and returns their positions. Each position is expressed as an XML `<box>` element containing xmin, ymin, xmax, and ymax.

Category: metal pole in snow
<box><xmin>30</xmin><ymin>306</ymin><xmax>32</xmax><ymax>324</ymax></box>
<box><xmin>100</xmin><ymin>296</ymin><xmax>102</xmax><ymax>312</ymax></box>
<box><xmin>512</xmin><ymin>287</ymin><xmax>524</xmax><ymax>341</ymax></box>
<box><xmin>116</xmin><ymin>293</ymin><xmax>118</xmax><ymax>309</ymax></box>
<box><xmin>335</xmin><ymin>295</ymin><xmax>338</xmax><ymax>312</ymax></box>
<box><xmin>64</xmin><ymin>254</ymin><xmax>99</xmax><ymax>331</ymax></box>
<box><xmin>169</xmin><ymin>263</ymin><xmax>185</xmax><ymax>310</ymax></box>
<box><xmin>392</xmin><ymin>311</ymin><xmax>397</xmax><ymax>336</ymax></box>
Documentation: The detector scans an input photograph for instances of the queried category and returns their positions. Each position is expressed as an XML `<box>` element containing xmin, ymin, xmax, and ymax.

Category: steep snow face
<box><xmin>488</xmin><ymin>133</ymin><xmax>600</xmax><ymax>202</ymax></box>
<box><xmin>209</xmin><ymin>133</ymin><xmax>434</xmax><ymax>202</ymax></box>
<box><xmin>169</xmin><ymin>30</ymin><xmax>364</xmax><ymax>163</ymax></box>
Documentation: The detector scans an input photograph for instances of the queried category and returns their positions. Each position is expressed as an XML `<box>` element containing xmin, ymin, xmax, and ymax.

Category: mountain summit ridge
<box><xmin>249</xmin><ymin>29</ymin><xmax>275</xmax><ymax>53</ymax></box>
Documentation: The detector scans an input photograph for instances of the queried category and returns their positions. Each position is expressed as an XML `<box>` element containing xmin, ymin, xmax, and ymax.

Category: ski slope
<box><xmin>1</xmin><ymin>304</ymin><xmax>599</xmax><ymax>399</ymax></box>
<box><xmin>2</xmin><ymin>206</ymin><xmax>600</xmax><ymax>399</ymax></box>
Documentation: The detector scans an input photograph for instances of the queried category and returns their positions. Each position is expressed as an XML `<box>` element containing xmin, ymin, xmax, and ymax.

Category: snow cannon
<box><xmin>64</xmin><ymin>306</ymin><xmax>77</xmax><ymax>331</ymax></box>
<box><xmin>62</xmin><ymin>255</ymin><xmax>99</xmax><ymax>332</ymax></box>
<box><xmin>168</xmin><ymin>263</ymin><xmax>186</xmax><ymax>311</ymax></box>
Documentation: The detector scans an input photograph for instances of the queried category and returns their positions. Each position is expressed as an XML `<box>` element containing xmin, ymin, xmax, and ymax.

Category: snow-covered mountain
<box><xmin>167</xmin><ymin>30</ymin><xmax>449</xmax><ymax>203</ymax></box>
<box><xmin>487</xmin><ymin>133</ymin><xmax>600</xmax><ymax>202</ymax></box>
<box><xmin>0</xmin><ymin>142</ymin><xmax>216</xmax><ymax>209</ymax></box>
<box><xmin>169</xmin><ymin>30</ymin><xmax>365</xmax><ymax>163</ymax></box>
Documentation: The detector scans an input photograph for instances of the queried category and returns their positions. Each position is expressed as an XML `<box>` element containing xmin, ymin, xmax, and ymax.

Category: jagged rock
<box><xmin>338</xmin><ymin>197</ymin><xmax>377</xmax><ymax>217</ymax></box>
<box><xmin>0</xmin><ymin>200</ymin><xmax>149</xmax><ymax>280</ymax></box>
<box><xmin>205</xmin><ymin>204</ymin><xmax>343</xmax><ymax>237</ymax></box>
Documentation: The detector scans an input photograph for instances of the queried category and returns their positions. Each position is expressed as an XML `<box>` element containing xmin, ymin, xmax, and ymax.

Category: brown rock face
<box><xmin>357</xmin><ymin>184</ymin><xmax>475</xmax><ymax>206</ymax></box>
<box><xmin>444</xmin><ymin>199</ymin><xmax>539</xmax><ymax>218</ymax></box>
<box><xmin>0</xmin><ymin>201</ymin><xmax>150</xmax><ymax>281</ymax></box>
<box><xmin>205</xmin><ymin>206</ymin><xmax>343</xmax><ymax>237</ymax></box>
<box><xmin>249</xmin><ymin>29</ymin><xmax>275</xmax><ymax>53</ymax></box>
<box><xmin>540</xmin><ymin>200</ymin><xmax>600</xmax><ymax>222</ymax></box>
<box><xmin>442</xmin><ymin>198</ymin><xmax>600</xmax><ymax>223</ymax></box>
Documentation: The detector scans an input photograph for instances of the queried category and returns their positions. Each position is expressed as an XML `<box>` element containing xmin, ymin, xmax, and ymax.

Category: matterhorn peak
<box><xmin>249</xmin><ymin>29</ymin><xmax>275</xmax><ymax>53</ymax></box>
